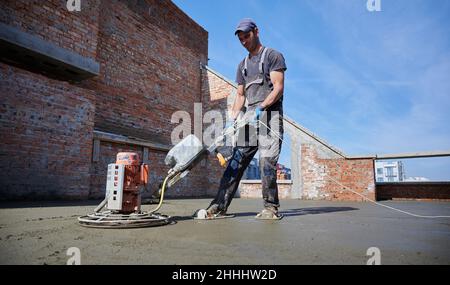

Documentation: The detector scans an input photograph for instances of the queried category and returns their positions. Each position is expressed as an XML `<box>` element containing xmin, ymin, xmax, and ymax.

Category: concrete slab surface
<box><xmin>0</xmin><ymin>198</ymin><xmax>449</xmax><ymax>265</ymax></box>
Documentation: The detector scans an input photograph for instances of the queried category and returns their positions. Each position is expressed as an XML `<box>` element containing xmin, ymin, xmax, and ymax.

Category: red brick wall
<box><xmin>376</xmin><ymin>182</ymin><xmax>450</xmax><ymax>201</ymax></box>
<box><xmin>302</xmin><ymin>145</ymin><xmax>376</xmax><ymax>201</ymax></box>
<box><xmin>89</xmin><ymin>0</ymin><xmax>208</xmax><ymax>142</ymax></box>
<box><xmin>0</xmin><ymin>63</ymin><xmax>95</xmax><ymax>200</ymax></box>
<box><xmin>0</xmin><ymin>1</ymin><xmax>225</xmax><ymax>200</ymax></box>
<box><xmin>0</xmin><ymin>0</ymin><xmax>98</xmax><ymax>200</ymax></box>
<box><xmin>84</xmin><ymin>0</ymin><xmax>214</xmax><ymax>198</ymax></box>
<box><xmin>203</xmin><ymin>70</ymin><xmax>234</xmax><ymax>101</ymax></box>
<box><xmin>0</xmin><ymin>0</ymin><xmax>100</xmax><ymax>58</ymax></box>
<box><xmin>202</xmin><ymin>68</ymin><xmax>236</xmax><ymax>117</ymax></box>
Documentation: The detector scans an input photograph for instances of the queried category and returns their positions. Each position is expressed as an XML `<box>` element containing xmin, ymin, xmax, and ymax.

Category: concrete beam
<box><xmin>347</xmin><ymin>150</ymin><xmax>450</xmax><ymax>160</ymax></box>
<box><xmin>93</xmin><ymin>130</ymin><xmax>171</xmax><ymax>152</ymax></box>
<box><xmin>143</xmin><ymin>147</ymin><xmax>150</xmax><ymax>164</ymax></box>
<box><xmin>92</xmin><ymin>139</ymin><xmax>101</xmax><ymax>162</ymax></box>
<box><xmin>346</xmin><ymin>154</ymin><xmax>377</xmax><ymax>160</ymax></box>
<box><xmin>290</xmin><ymin>137</ymin><xmax>302</xmax><ymax>199</ymax></box>
<box><xmin>376</xmin><ymin>151</ymin><xmax>450</xmax><ymax>159</ymax></box>
<box><xmin>0</xmin><ymin>22</ymin><xmax>99</xmax><ymax>81</ymax></box>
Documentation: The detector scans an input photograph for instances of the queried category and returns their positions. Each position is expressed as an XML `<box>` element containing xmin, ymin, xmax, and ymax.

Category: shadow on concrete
<box><xmin>231</xmin><ymin>207</ymin><xmax>359</xmax><ymax>218</ymax></box>
<box><xmin>170</xmin><ymin>207</ymin><xmax>359</xmax><ymax>222</ymax></box>
<box><xmin>280</xmin><ymin>207</ymin><xmax>359</xmax><ymax>217</ymax></box>
<box><xmin>171</xmin><ymin>215</ymin><xmax>198</xmax><ymax>222</ymax></box>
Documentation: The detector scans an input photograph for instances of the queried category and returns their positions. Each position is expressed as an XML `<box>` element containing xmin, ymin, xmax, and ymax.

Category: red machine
<box><xmin>110</xmin><ymin>152</ymin><xmax>149</xmax><ymax>214</ymax></box>
<box><xmin>78</xmin><ymin>152</ymin><xmax>170</xmax><ymax>228</ymax></box>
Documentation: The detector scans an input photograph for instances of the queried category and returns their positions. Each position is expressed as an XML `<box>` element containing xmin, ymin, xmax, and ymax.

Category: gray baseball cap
<box><xmin>234</xmin><ymin>18</ymin><xmax>257</xmax><ymax>35</ymax></box>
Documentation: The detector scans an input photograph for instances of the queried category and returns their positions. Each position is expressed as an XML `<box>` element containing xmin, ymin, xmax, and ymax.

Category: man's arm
<box><xmin>230</xmin><ymin>84</ymin><xmax>246</xmax><ymax>120</ymax></box>
<box><xmin>260</xmin><ymin>70</ymin><xmax>285</xmax><ymax>109</ymax></box>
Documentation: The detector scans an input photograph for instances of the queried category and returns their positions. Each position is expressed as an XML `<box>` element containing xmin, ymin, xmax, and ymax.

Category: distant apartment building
<box><xmin>375</xmin><ymin>161</ymin><xmax>405</xmax><ymax>182</ymax></box>
<box><xmin>277</xmin><ymin>163</ymin><xmax>292</xmax><ymax>180</ymax></box>
<box><xmin>243</xmin><ymin>159</ymin><xmax>292</xmax><ymax>180</ymax></box>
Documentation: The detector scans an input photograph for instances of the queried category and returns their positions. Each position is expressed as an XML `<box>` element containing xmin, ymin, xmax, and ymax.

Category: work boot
<box><xmin>255</xmin><ymin>206</ymin><xmax>283</xmax><ymax>220</ymax></box>
<box><xmin>206</xmin><ymin>204</ymin><xmax>227</xmax><ymax>218</ymax></box>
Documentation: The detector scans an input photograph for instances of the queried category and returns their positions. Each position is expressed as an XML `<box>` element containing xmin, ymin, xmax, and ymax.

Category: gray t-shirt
<box><xmin>235</xmin><ymin>47</ymin><xmax>287</xmax><ymax>89</ymax></box>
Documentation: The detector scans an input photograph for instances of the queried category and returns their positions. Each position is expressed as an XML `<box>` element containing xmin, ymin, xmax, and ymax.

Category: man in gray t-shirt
<box><xmin>205</xmin><ymin>18</ymin><xmax>287</xmax><ymax>220</ymax></box>
<box><xmin>235</xmin><ymin>47</ymin><xmax>287</xmax><ymax>104</ymax></box>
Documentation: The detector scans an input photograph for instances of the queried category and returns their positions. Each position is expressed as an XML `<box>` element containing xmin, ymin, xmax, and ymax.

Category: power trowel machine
<box><xmin>78</xmin><ymin>112</ymin><xmax>256</xmax><ymax>228</ymax></box>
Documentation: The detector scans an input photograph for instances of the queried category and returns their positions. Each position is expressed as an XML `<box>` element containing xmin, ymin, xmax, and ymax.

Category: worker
<box><xmin>204</xmin><ymin>18</ymin><xmax>287</xmax><ymax>220</ymax></box>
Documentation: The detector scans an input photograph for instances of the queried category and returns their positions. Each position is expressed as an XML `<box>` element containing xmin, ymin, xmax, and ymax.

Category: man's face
<box><xmin>237</xmin><ymin>29</ymin><xmax>258</xmax><ymax>52</ymax></box>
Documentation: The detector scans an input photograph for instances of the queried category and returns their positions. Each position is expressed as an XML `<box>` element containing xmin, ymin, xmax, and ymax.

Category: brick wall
<box><xmin>238</xmin><ymin>180</ymin><xmax>293</xmax><ymax>199</ymax></box>
<box><xmin>235</xmin><ymin>140</ymin><xmax>376</xmax><ymax>202</ymax></box>
<box><xmin>376</xmin><ymin>182</ymin><xmax>450</xmax><ymax>201</ymax></box>
<box><xmin>301</xmin><ymin>145</ymin><xmax>376</xmax><ymax>201</ymax></box>
<box><xmin>0</xmin><ymin>0</ymin><xmax>99</xmax><ymax>200</ymax></box>
<box><xmin>0</xmin><ymin>63</ymin><xmax>95</xmax><ymax>200</ymax></box>
<box><xmin>0</xmin><ymin>0</ymin><xmax>228</xmax><ymax>200</ymax></box>
<box><xmin>90</xmin><ymin>0</ymin><xmax>208</xmax><ymax>141</ymax></box>
<box><xmin>237</xmin><ymin>147</ymin><xmax>376</xmax><ymax>202</ymax></box>
<box><xmin>203</xmin><ymin>68</ymin><xmax>235</xmax><ymax>102</ymax></box>
<box><xmin>0</xmin><ymin>0</ymin><xmax>100</xmax><ymax>59</ymax></box>
<box><xmin>83</xmin><ymin>0</ymin><xmax>214</xmax><ymax>198</ymax></box>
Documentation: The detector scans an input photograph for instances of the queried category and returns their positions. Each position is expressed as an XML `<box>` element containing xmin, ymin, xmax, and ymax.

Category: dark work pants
<box><xmin>209</xmin><ymin>111</ymin><xmax>283</xmax><ymax>212</ymax></box>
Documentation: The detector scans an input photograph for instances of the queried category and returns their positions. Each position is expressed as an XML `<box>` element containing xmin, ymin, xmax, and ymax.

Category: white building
<box><xmin>375</xmin><ymin>161</ymin><xmax>405</xmax><ymax>182</ymax></box>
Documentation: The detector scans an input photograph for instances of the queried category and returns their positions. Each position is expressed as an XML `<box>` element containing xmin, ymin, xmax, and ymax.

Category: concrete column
<box><xmin>143</xmin><ymin>147</ymin><xmax>149</xmax><ymax>164</ymax></box>
<box><xmin>290</xmin><ymin>136</ymin><xmax>302</xmax><ymax>199</ymax></box>
<box><xmin>92</xmin><ymin>139</ymin><xmax>100</xmax><ymax>162</ymax></box>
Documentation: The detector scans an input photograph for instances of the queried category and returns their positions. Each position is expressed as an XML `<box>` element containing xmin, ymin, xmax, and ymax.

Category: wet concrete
<box><xmin>0</xmin><ymin>198</ymin><xmax>449</xmax><ymax>265</ymax></box>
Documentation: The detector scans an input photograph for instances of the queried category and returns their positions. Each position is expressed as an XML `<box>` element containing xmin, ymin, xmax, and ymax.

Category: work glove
<box><xmin>252</xmin><ymin>106</ymin><xmax>264</xmax><ymax>123</ymax></box>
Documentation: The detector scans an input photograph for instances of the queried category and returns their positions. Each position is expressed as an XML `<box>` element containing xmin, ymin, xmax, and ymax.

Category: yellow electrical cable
<box><xmin>149</xmin><ymin>175</ymin><xmax>169</xmax><ymax>214</ymax></box>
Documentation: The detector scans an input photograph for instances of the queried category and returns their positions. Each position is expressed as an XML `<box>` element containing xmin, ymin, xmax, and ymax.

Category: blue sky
<box><xmin>173</xmin><ymin>0</ymin><xmax>450</xmax><ymax>180</ymax></box>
